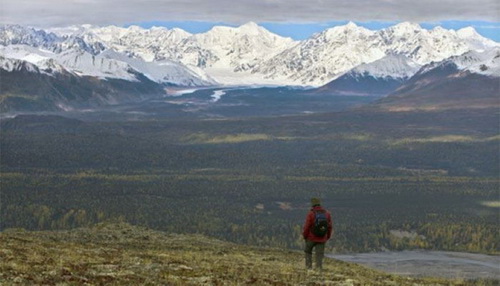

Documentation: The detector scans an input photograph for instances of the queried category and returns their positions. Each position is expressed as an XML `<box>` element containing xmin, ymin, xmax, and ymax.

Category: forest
<box><xmin>1</xmin><ymin>106</ymin><xmax>499</xmax><ymax>254</ymax></box>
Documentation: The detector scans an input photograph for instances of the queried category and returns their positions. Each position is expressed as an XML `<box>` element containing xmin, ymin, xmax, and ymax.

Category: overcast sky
<box><xmin>1</xmin><ymin>0</ymin><xmax>499</xmax><ymax>40</ymax></box>
<box><xmin>2</xmin><ymin>0</ymin><xmax>499</xmax><ymax>26</ymax></box>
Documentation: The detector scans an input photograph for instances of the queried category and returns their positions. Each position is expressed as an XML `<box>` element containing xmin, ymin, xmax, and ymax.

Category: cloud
<box><xmin>475</xmin><ymin>25</ymin><xmax>500</xmax><ymax>29</ymax></box>
<box><xmin>1</xmin><ymin>0</ymin><xmax>499</xmax><ymax>28</ymax></box>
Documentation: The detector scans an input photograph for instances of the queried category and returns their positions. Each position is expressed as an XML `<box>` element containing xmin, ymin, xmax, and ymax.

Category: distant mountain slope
<box><xmin>0</xmin><ymin>25</ymin><xmax>216</xmax><ymax>87</ymax></box>
<box><xmin>0</xmin><ymin>222</ymin><xmax>460</xmax><ymax>285</ymax></box>
<box><xmin>0</xmin><ymin>24</ymin><xmax>105</xmax><ymax>55</ymax></box>
<box><xmin>1</xmin><ymin>22</ymin><xmax>498</xmax><ymax>112</ymax></box>
<box><xmin>374</xmin><ymin>48</ymin><xmax>500</xmax><ymax>110</ymax></box>
<box><xmin>315</xmin><ymin>54</ymin><xmax>421</xmax><ymax>96</ymax></box>
<box><xmin>253</xmin><ymin>22</ymin><xmax>498</xmax><ymax>86</ymax></box>
<box><xmin>0</xmin><ymin>56</ymin><xmax>165</xmax><ymax>112</ymax></box>
<box><xmin>59</xmin><ymin>22</ymin><xmax>298</xmax><ymax>85</ymax></box>
<box><xmin>4</xmin><ymin>22</ymin><xmax>496</xmax><ymax>87</ymax></box>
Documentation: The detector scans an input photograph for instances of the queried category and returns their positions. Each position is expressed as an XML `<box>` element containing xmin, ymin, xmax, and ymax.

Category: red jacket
<box><xmin>302</xmin><ymin>206</ymin><xmax>333</xmax><ymax>243</ymax></box>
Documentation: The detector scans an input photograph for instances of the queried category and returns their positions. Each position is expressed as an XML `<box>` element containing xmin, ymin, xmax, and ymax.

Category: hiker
<box><xmin>302</xmin><ymin>197</ymin><xmax>333</xmax><ymax>271</ymax></box>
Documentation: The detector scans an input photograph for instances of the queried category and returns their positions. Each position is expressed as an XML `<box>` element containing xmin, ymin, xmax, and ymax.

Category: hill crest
<box><xmin>0</xmin><ymin>222</ymin><xmax>466</xmax><ymax>285</ymax></box>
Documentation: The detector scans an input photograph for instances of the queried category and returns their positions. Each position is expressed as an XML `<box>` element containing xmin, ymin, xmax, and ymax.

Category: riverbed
<box><xmin>328</xmin><ymin>250</ymin><xmax>500</xmax><ymax>280</ymax></box>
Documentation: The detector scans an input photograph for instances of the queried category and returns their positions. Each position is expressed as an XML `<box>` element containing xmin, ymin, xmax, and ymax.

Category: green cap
<box><xmin>311</xmin><ymin>197</ymin><xmax>321</xmax><ymax>206</ymax></box>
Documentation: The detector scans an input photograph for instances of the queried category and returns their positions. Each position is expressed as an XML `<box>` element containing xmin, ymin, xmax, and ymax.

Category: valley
<box><xmin>1</xmin><ymin>93</ymin><xmax>498</xmax><ymax>258</ymax></box>
<box><xmin>0</xmin><ymin>18</ymin><xmax>499</xmax><ymax>284</ymax></box>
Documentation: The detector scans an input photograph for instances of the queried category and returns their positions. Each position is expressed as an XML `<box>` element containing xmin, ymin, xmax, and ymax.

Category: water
<box><xmin>328</xmin><ymin>250</ymin><xmax>500</xmax><ymax>280</ymax></box>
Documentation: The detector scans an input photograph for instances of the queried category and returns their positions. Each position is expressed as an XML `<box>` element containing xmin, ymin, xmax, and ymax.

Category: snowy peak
<box><xmin>236</xmin><ymin>22</ymin><xmax>264</xmax><ymax>35</ymax></box>
<box><xmin>387</xmin><ymin>22</ymin><xmax>423</xmax><ymax>34</ymax></box>
<box><xmin>350</xmin><ymin>54</ymin><xmax>421</xmax><ymax>79</ymax></box>
<box><xmin>448</xmin><ymin>48</ymin><xmax>500</xmax><ymax>76</ymax></box>
<box><xmin>322</xmin><ymin>22</ymin><xmax>375</xmax><ymax>39</ymax></box>
<box><xmin>185</xmin><ymin>22</ymin><xmax>296</xmax><ymax>73</ymax></box>
<box><xmin>253</xmin><ymin>21</ymin><xmax>498</xmax><ymax>86</ymax></box>
<box><xmin>205</xmin><ymin>22</ymin><xmax>272</xmax><ymax>36</ymax></box>
<box><xmin>198</xmin><ymin>21</ymin><xmax>294</xmax><ymax>46</ymax></box>
<box><xmin>253</xmin><ymin>22</ymin><xmax>384</xmax><ymax>86</ymax></box>
<box><xmin>1</xmin><ymin>22</ymin><xmax>498</xmax><ymax>87</ymax></box>
<box><xmin>316</xmin><ymin>54</ymin><xmax>418</xmax><ymax>96</ymax></box>
<box><xmin>0</xmin><ymin>24</ymin><xmax>105</xmax><ymax>55</ymax></box>
<box><xmin>0</xmin><ymin>45</ymin><xmax>68</xmax><ymax>75</ymax></box>
<box><xmin>457</xmin><ymin>27</ymin><xmax>481</xmax><ymax>38</ymax></box>
<box><xmin>0</xmin><ymin>38</ymin><xmax>215</xmax><ymax>86</ymax></box>
<box><xmin>168</xmin><ymin>28</ymin><xmax>193</xmax><ymax>40</ymax></box>
<box><xmin>52</xmin><ymin>24</ymin><xmax>194</xmax><ymax>62</ymax></box>
<box><xmin>0</xmin><ymin>43</ymin><xmax>140</xmax><ymax>81</ymax></box>
<box><xmin>56</xmin><ymin>49</ymin><xmax>141</xmax><ymax>81</ymax></box>
<box><xmin>345</xmin><ymin>21</ymin><xmax>358</xmax><ymax>28</ymax></box>
<box><xmin>382</xmin><ymin>48</ymin><xmax>500</xmax><ymax>110</ymax></box>
<box><xmin>456</xmin><ymin>26</ymin><xmax>499</xmax><ymax>51</ymax></box>
<box><xmin>416</xmin><ymin>47</ymin><xmax>500</xmax><ymax>77</ymax></box>
<box><xmin>0</xmin><ymin>24</ymin><xmax>58</xmax><ymax>46</ymax></box>
<box><xmin>326</xmin><ymin>21</ymin><xmax>361</xmax><ymax>32</ymax></box>
<box><xmin>0</xmin><ymin>55</ymin><xmax>41</xmax><ymax>73</ymax></box>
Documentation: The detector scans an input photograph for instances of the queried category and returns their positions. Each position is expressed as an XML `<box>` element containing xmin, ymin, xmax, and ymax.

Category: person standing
<box><xmin>302</xmin><ymin>197</ymin><xmax>333</xmax><ymax>271</ymax></box>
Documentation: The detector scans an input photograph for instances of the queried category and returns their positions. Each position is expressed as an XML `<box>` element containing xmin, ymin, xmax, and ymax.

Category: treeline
<box><xmin>1</xmin><ymin>172</ymin><xmax>498</xmax><ymax>254</ymax></box>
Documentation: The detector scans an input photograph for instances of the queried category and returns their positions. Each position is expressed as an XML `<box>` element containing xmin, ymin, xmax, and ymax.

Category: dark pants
<box><xmin>304</xmin><ymin>240</ymin><xmax>325</xmax><ymax>270</ymax></box>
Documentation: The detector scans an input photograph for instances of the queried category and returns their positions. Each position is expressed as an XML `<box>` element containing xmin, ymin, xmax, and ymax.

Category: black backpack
<box><xmin>312</xmin><ymin>209</ymin><xmax>328</xmax><ymax>237</ymax></box>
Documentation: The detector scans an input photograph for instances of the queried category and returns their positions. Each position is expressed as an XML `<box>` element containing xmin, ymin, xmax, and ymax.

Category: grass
<box><xmin>183</xmin><ymin>133</ymin><xmax>273</xmax><ymax>144</ymax></box>
<box><xmin>0</xmin><ymin>222</ymin><xmax>483</xmax><ymax>285</ymax></box>
<box><xmin>480</xmin><ymin>201</ymin><xmax>500</xmax><ymax>208</ymax></box>
<box><xmin>390</xmin><ymin>135</ymin><xmax>500</xmax><ymax>145</ymax></box>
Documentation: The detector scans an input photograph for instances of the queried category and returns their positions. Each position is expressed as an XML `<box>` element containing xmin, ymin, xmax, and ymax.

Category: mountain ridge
<box><xmin>1</xmin><ymin>22</ymin><xmax>498</xmax><ymax>112</ymax></box>
<box><xmin>372</xmin><ymin>48</ymin><xmax>500</xmax><ymax>111</ymax></box>
<box><xmin>2</xmin><ymin>22</ymin><xmax>497</xmax><ymax>87</ymax></box>
<box><xmin>0</xmin><ymin>55</ymin><xmax>166</xmax><ymax>112</ymax></box>
<box><xmin>316</xmin><ymin>47</ymin><xmax>499</xmax><ymax>99</ymax></box>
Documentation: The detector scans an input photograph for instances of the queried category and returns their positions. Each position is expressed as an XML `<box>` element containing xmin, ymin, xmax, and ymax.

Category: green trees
<box><xmin>1</xmin><ymin>171</ymin><xmax>498</xmax><ymax>253</ymax></box>
<box><xmin>1</xmin><ymin>109</ymin><xmax>498</xmax><ymax>254</ymax></box>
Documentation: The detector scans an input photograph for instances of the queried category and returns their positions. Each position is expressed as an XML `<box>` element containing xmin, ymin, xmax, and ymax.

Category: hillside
<box><xmin>0</xmin><ymin>222</ymin><xmax>469</xmax><ymax>285</ymax></box>
<box><xmin>0</xmin><ymin>57</ymin><xmax>165</xmax><ymax>112</ymax></box>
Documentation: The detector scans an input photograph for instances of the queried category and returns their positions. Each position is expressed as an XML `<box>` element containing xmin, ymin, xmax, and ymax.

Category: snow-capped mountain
<box><xmin>0</xmin><ymin>55</ymin><xmax>42</xmax><ymax>73</ymax></box>
<box><xmin>0</xmin><ymin>27</ymin><xmax>215</xmax><ymax>112</ymax></box>
<box><xmin>0</xmin><ymin>45</ymin><xmax>65</xmax><ymax>74</ymax></box>
<box><xmin>418</xmin><ymin>47</ymin><xmax>500</xmax><ymax>77</ymax></box>
<box><xmin>0</xmin><ymin>42</ymin><xmax>215</xmax><ymax>87</ymax></box>
<box><xmin>97</xmin><ymin>49</ymin><xmax>216</xmax><ymax>86</ymax></box>
<box><xmin>345</xmin><ymin>54</ymin><xmax>421</xmax><ymax>80</ymax></box>
<box><xmin>253</xmin><ymin>22</ymin><xmax>498</xmax><ymax>86</ymax></box>
<box><xmin>50</xmin><ymin>25</ymin><xmax>193</xmax><ymax>62</ymax></box>
<box><xmin>1</xmin><ymin>22</ymin><xmax>498</xmax><ymax>90</ymax></box>
<box><xmin>254</xmin><ymin>22</ymin><xmax>386</xmax><ymax>86</ymax></box>
<box><xmin>55</xmin><ymin>22</ymin><xmax>298</xmax><ymax>85</ymax></box>
<box><xmin>1</xmin><ymin>24</ymin><xmax>215</xmax><ymax>86</ymax></box>
<box><xmin>377</xmin><ymin>23</ymin><xmax>470</xmax><ymax>65</ymax></box>
<box><xmin>316</xmin><ymin>54</ymin><xmax>421</xmax><ymax>96</ymax></box>
<box><xmin>1</xmin><ymin>24</ymin><xmax>105</xmax><ymax>55</ymax></box>
<box><xmin>0</xmin><ymin>54</ymin><xmax>167</xmax><ymax>112</ymax></box>
<box><xmin>376</xmin><ymin>48</ymin><xmax>500</xmax><ymax>110</ymax></box>
<box><xmin>456</xmin><ymin>27</ymin><xmax>499</xmax><ymax>52</ymax></box>
<box><xmin>186</xmin><ymin>22</ymin><xmax>297</xmax><ymax>70</ymax></box>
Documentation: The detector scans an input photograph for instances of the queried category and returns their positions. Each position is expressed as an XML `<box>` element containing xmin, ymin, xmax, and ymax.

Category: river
<box><xmin>328</xmin><ymin>250</ymin><xmax>500</xmax><ymax>280</ymax></box>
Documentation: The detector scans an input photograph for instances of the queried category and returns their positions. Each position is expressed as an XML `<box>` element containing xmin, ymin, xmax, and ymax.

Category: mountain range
<box><xmin>0</xmin><ymin>22</ymin><xmax>499</xmax><ymax>111</ymax></box>
<box><xmin>375</xmin><ymin>48</ymin><xmax>500</xmax><ymax>111</ymax></box>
